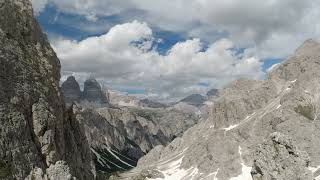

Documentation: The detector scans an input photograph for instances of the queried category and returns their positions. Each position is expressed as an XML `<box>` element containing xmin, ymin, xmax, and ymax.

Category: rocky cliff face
<box><xmin>61</xmin><ymin>76</ymin><xmax>81</xmax><ymax>105</ymax></box>
<box><xmin>61</xmin><ymin>76</ymin><xmax>109</xmax><ymax>107</ymax></box>
<box><xmin>251</xmin><ymin>132</ymin><xmax>312</xmax><ymax>180</ymax></box>
<box><xmin>116</xmin><ymin>39</ymin><xmax>320</xmax><ymax>180</ymax></box>
<box><xmin>0</xmin><ymin>0</ymin><xmax>94</xmax><ymax>179</ymax></box>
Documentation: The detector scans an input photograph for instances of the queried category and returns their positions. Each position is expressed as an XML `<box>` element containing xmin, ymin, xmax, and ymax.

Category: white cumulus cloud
<box><xmin>52</xmin><ymin>20</ymin><xmax>264</xmax><ymax>101</ymax></box>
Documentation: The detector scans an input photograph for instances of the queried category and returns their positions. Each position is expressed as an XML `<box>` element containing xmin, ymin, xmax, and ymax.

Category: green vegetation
<box><xmin>294</xmin><ymin>104</ymin><xmax>314</xmax><ymax>120</ymax></box>
<box><xmin>0</xmin><ymin>160</ymin><xmax>12</xmax><ymax>178</ymax></box>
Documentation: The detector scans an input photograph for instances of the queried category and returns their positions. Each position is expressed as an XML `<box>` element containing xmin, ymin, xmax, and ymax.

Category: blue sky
<box><xmin>32</xmin><ymin>0</ymin><xmax>319</xmax><ymax>100</ymax></box>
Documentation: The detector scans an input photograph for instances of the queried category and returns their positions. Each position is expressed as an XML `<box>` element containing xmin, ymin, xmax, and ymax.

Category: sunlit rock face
<box><xmin>251</xmin><ymin>132</ymin><xmax>312</xmax><ymax>180</ymax></box>
<box><xmin>115</xmin><ymin>40</ymin><xmax>320</xmax><ymax>180</ymax></box>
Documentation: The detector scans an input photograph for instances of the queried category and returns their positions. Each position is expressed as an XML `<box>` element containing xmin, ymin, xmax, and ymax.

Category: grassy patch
<box><xmin>0</xmin><ymin>160</ymin><xmax>12</xmax><ymax>178</ymax></box>
<box><xmin>294</xmin><ymin>104</ymin><xmax>314</xmax><ymax>120</ymax></box>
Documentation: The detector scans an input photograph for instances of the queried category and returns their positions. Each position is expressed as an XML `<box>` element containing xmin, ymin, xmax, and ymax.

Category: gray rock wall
<box><xmin>0</xmin><ymin>0</ymin><xmax>94</xmax><ymax>179</ymax></box>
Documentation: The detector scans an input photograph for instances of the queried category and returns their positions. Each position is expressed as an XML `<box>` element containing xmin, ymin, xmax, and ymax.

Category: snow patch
<box><xmin>149</xmin><ymin>157</ymin><xmax>199</xmax><ymax>180</ymax></box>
<box><xmin>91</xmin><ymin>148</ymin><xmax>107</xmax><ymax>167</ymax></box>
<box><xmin>276</xmin><ymin>104</ymin><xmax>281</xmax><ymax>109</ymax></box>
<box><xmin>203</xmin><ymin>168</ymin><xmax>219</xmax><ymax>180</ymax></box>
<box><xmin>222</xmin><ymin>113</ymin><xmax>254</xmax><ymax>131</ymax></box>
<box><xmin>204</xmin><ymin>101</ymin><xmax>214</xmax><ymax>106</ymax></box>
<box><xmin>229</xmin><ymin>146</ymin><xmax>252</xmax><ymax>180</ymax></box>
<box><xmin>106</xmin><ymin>147</ymin><xmax>135</xmax><ymax>168</ymax></box>
<box><xmin>223</xmin><ymin>124</ymin><xmax>239</xmax><ymax>131</ymax></box>
<box><xmin>309</xmin><ymin>165</ymin><xmax>320</xmax><ymax>180</ymax></box>
<box><xmin>146</xmin><ymin>148</ymin><xmax>203</xmax><ymax>180</ymax></box>
<box><xmin>291</xmin><ymin>79</ymin><xmax>297</xmax><ymax>83</ymax></box>
<box><xmin>308</xmin><ymin>165</ymin><xmax>320</xmax><ymax>173</ymax></box>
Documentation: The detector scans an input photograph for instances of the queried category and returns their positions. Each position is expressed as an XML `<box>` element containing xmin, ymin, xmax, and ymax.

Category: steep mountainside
<box><xmin>0</xmin><ymin>0</ymin><xmax>94</xmax><ymax>179</ymax></box>
<box><xmin>116</xmin><ymin>39</ymin><xmax>320</xmax><ymax>180</ymax></box>
<box><xmin>60</xmin><ymin>76</ymin><xmax>200</xmax><ymax>177</ymax></box>
<box><xmin>70</xmin><ymin>104</ymin><xmax>200</xmax><ymax>177</ymax></box>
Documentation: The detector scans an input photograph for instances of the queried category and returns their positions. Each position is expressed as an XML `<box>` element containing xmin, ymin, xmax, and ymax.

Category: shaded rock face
<box><xmin>251</xmin><ymin>132</ymin><xmax>312</xmax><ymax>180</ymax></box>
<box><xmin>139</xmin><ymin>99</ymin><xmax>167</xmax><ymax>108</ymax></box>
<box><xmin>119</xmin><ymin>39</ymin><xmax>320</xmax><ymax>180</ymax></box>
<box><xmin>179</xmin><ymin>94</ymin><xmax>206</xmax><ymax>107</ymax></box>
<box><xmin>71</xmin><ymin>105</ymin><xmax>169</xmax><ymax>174</ymax></box>
<box><xmin>0</xmin><ymin>0</ymin><xmax>93</xmax><ymax>179</ymax></box>
<box><xmin>129</xmin><ymin>107</ymin><xmax>200</xmax><ymax>140</ymax></box>
<box><xmin>61</xmin><ymin>76</ymin><xmax>81</xmax><ymax>105</ymax></box>
<box><xmin>71</xmin><ymin>104</ymin><xmax>199</xmax><ymax>176</ymax></box>
<box><xmin>82</xmin><ymin>78</ymin><xmax>109</xmax><ymax>103</ymax></box>
<box><xmin>206</xmin><ymin>88</ymin><xmax>218</xmax><ymax>97</ymax></box>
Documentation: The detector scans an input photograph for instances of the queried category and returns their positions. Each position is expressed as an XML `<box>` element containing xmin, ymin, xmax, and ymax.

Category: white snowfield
<box><xmin>146</xmin><ymin>148</ymin><xmax>200</xmax><ymax>180</ymax></box>
<box><xmin>145</xmin><ymin>146</ymin><xmax>253</xmax><ymax>180</ymax></box>
<box><xmin>308</xmin><ymin>166</ymin><xmax>320</xmax><ymax>180</ymax></box>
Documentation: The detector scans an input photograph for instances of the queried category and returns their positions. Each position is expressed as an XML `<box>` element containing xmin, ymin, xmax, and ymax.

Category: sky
<box><xmin>31</xmin><ymin>0</ymin><xmax>320</xmax><ymax>101</ymax></box>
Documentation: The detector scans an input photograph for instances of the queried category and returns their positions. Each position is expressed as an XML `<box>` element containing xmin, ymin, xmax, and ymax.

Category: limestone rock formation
<box><xmin>117</xmin><ymin>39</ymin><xmax>320</xmax><ymax>180</ymax></box>
<box><xmin>82</xmin><ymin>78</ymin><xmax>109</xmax><ymax>103</ymax></box>
<box><xmin>61</xmin><ymin>76</ymin><xmax>81</xmax><ymax>105</ymax></box>
<box><xmin>251</xmin><ymin>132</ymin><xmax>312</xmax><ymax>180</ymax></box>
<box><xmin>0</xmin><ymin>0</ymin><xmax>94</xmax><ymax>179</ymax></box>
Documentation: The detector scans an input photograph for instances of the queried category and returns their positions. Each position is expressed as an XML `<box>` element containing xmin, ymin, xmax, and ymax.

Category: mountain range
<box><xmin>1</xmin><ymin>1</ymin><xmax>320</xmax><ymax>180</ymax></box>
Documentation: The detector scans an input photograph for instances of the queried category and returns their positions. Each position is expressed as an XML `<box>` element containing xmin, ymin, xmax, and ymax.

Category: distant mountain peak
<box><xmin>179</xmin><ymin>94</ymin><xmax>206</xmax><ymax>107</ymax></box>
<box><xmin>295</xmin><ymin>39</ymin><xmax>320</xmax><ymax>57</ymax></box>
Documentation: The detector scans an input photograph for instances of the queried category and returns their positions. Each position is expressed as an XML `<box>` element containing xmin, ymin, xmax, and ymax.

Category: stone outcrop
<box><xmin>251</xmin><ymin>132</ymin><xmax>312</xmax><ymax>180</ymax></box>
<box><xmin>82</xmin><ymin>78</ymin><xmax>109</xmax><ymax>103</ymax></box>
<box><xmin>0</xmin><ymin>0</ymin><xmax>94</xmax><ymax>179</ymax></box>
<box><xmin>117</xmin><ymin>39</ymin><xmax>320</xmax><ymax>180</ymax></box>
<box><xmin>61</xmin><ymin>76</ymin><xmax>81</xmax><ymax>105</ymax></box>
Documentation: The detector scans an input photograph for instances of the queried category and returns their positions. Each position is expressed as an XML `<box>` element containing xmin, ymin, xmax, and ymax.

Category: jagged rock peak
<box><xmin>82</xmin><ymin>78</ymin><xmax>109</xmax><ymax>103</ymax></box>
<box><xmin>268</xmin><ymin>38</ymin><xmax>320</xmax><ymax>82</ymax></box>
<box><xmin>61</xmin><ymin>76</ymin><xmax>81</xmax><ymax>105</ymax></box>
